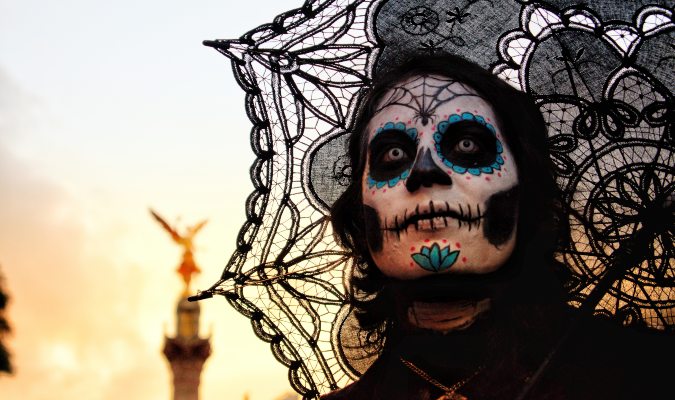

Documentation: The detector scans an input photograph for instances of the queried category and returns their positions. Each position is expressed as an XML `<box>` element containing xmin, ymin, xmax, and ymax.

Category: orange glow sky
<box><xmin>0</xmin><ymin>0</ymin><xmax>305</xmax><ymax>398</ymax></box>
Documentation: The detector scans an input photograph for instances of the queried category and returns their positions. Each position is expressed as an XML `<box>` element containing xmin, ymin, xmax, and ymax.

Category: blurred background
<box><xmin>0</xmin><ymin>0</ymin><xmax>306</xmax><ymax>398</ymax></box>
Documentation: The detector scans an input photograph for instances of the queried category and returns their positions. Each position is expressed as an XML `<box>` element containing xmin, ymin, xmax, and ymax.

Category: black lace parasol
<box><xmin>196</xmin><ymin>0</ymin><xmax>674</xmax><ymax>397</ymax></box>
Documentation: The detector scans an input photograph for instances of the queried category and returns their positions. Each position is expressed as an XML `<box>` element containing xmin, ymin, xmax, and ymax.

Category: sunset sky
<box><xmin>0</xmin><ymin>0</ymin><xmax>306</xmax><ymax>398</ymax></box>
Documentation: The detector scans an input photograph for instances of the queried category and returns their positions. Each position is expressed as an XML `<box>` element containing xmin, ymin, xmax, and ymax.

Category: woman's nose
<box><xmin>405</xmin><ymin>148</ymin><xmax>453</xmax><ymax>192</ymax></box>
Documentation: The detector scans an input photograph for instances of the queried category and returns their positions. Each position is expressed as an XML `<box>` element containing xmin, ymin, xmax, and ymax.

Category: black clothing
<box><xmin>324</xmin><ymin>233</ymin><xmax>673</xmax><ymax>400</ymax></box>
<box><xmin>323</xmin><ymin>309</ymin><xmax>674</xmax><ymax>399</ymax></box>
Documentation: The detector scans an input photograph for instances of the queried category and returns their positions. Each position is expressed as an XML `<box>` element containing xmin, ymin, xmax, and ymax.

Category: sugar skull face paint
<box><xmin>362</xmin><ymin>74</ymin><xmax>520</xmax><ymax>279</ymax></box>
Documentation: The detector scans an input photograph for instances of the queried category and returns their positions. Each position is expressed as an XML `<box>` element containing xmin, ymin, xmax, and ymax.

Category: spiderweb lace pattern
<box><xmin>201</xmin><ymin>1</ymin><xmax>674</xmax><ymax>397</ymax></box>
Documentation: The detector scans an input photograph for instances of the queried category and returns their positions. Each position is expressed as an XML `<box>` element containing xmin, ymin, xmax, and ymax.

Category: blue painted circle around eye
<box><xmin>448</xmin><ymin>114</ymin><xmax>461</xmax><ymax>123</ymax></box>
<box><xmin>432</xmin><ymin>112</ymin><xmax>505</xmax><ymax>176</ymax></box>
<box><xmin>452</xmin><ymin>165</ymin><xmax>467</xmax><ymax>174</ymax></box>
<box><xmin>407</xmin><ymin>127</ymin><xmax>418</xmax><ymax>141</ymax></box>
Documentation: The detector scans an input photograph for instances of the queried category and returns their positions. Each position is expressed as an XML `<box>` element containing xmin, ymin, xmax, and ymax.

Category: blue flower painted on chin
<box><xmin>367</xmin><ymin>121</ymin><xmax>418</xmax><ymax>189</ymax></box>
<box><xmin>411</xmin><ymin>243</ymin><xmax>460</xmax><ymax>272</ymax></box>
<box><xmin>433</xmin><ymin>112</ymin><xmax>504</xmax><ymax>176</ymax></box>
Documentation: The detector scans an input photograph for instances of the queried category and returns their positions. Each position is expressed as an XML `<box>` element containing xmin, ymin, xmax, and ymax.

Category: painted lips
<box><xmin>383</xmin><ymin>200</ymin><xmax>483</xmax><ymax>234</ymax></box>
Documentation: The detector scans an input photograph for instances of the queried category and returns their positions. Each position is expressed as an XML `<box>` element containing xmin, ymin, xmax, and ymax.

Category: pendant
<box><xmin>437</xmin><ymin>392</ymin><xmax>468</xmax><ymax>400</ymax></box>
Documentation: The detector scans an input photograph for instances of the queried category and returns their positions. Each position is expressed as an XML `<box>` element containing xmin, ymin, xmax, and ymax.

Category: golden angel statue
<box><xmin>150</xmin><ymin>209</ymin><xmax>207</xmax><ymax>293</ymax></box>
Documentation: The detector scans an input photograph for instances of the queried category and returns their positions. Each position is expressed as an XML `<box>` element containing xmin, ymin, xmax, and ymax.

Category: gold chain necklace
<box><xmin>400</xmin><ymin>357</ymin><xmax>482</xmax><ymax>400</ymax></box>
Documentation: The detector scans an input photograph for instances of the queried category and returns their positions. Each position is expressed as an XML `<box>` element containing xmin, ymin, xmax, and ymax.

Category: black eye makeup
<box><xmin>367</xmin><ymin>124</ymin><xmax>418</xmax><ymax>188</ymax></box>
<box><xmin>433</xmin><ymin>113</ymin><xmax>504</xmax><ymax>176</ymax></box>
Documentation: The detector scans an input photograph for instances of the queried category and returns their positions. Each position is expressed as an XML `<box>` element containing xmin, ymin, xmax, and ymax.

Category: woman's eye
<box><xmin>368</xmin><ymin>129</ymin><xmax>416</xmax><ymax>181</ymax></box>
<box><xmin>382</xmin><ymin>147</ymin><xmax>406</xmax><ymax>162</ymax></box>
<box><xmin>437</xmin><ymin>121</ymin><xmax>497</xmax><ymax>168</ymax></box>
<box><xmin>455</xmin><ymin>138</ymin><xmax>479</xmax><ymax>153</ymax></box>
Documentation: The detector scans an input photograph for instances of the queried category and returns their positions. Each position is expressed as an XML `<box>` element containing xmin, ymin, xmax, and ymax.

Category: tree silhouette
<box><xmin>0</xmin><ymin>266</ymin><xmax>11</xmax><ymax>374</ymax></box>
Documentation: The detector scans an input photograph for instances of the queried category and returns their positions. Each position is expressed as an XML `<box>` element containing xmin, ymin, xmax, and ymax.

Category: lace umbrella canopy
<box><xmin>196</xmin><ymin>0</ymin><xmax>674</xmax><ymax>397</ymax></box>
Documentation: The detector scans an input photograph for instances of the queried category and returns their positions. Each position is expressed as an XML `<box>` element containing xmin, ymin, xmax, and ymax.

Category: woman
<box><xmin>325</xmin><ymin>55</ymin><xmax>670</xmax><ymax>399</ymax></box>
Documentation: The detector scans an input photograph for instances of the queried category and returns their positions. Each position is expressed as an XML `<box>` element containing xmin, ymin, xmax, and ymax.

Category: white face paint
<box><xmin>362</xmin><ymin>74</ymin><xmax>520</xmax><ymax>279</ymax></box>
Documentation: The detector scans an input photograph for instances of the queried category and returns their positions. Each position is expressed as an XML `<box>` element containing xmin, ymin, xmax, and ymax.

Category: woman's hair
<box><xmin>331</xmin><ymin>54</ymin><xmax>562</xmax><ymax>353</ymax></box>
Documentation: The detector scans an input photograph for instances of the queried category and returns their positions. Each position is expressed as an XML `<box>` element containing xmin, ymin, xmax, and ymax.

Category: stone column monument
<box><xmin>152</xmin><ymin>210</ymin><xmax>211</xmax><ymax>400</ymax></box>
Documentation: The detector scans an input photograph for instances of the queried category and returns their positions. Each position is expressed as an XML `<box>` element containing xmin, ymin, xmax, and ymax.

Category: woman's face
<box><xmin>361</xmin><ymin>74</ymin><xmax>520</xmax><ymax>279</ymax></box>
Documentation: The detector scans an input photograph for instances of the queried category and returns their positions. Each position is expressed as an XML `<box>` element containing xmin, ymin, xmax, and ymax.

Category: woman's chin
<box><xmin>372</xmin><ymin>240</ymin><xmax>515</xmax><ymax>279</ymax></box>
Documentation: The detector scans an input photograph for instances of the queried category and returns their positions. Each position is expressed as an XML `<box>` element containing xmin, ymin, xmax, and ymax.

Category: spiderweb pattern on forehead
<box><xmin>199</xmin><ymin>0</ymin><xmax>674</xmax><ymax>398</ymax></box>
<box><xmin>374</xmin><ymin>75</ymin><xmax>482</xmax><ymax>125</ymax></box>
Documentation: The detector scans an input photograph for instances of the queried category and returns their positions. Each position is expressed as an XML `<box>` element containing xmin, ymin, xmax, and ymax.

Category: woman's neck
<box><xmin>406</xmin><ymin>298</ymin><xmax>491</xmax><ymax>333</ymax></box>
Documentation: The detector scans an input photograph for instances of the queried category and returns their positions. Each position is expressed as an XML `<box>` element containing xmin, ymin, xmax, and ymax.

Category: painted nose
<box><xmin>405</xmin><ymin>148</ymin><xmax>453</xmax><ymax>192</ymax></box>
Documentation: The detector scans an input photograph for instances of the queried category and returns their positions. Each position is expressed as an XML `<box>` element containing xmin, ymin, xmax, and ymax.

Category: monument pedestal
<box><xmin>163</xmin><ymin>296</ymin><xmax>211</xmax><ymax>400</ymax></box>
